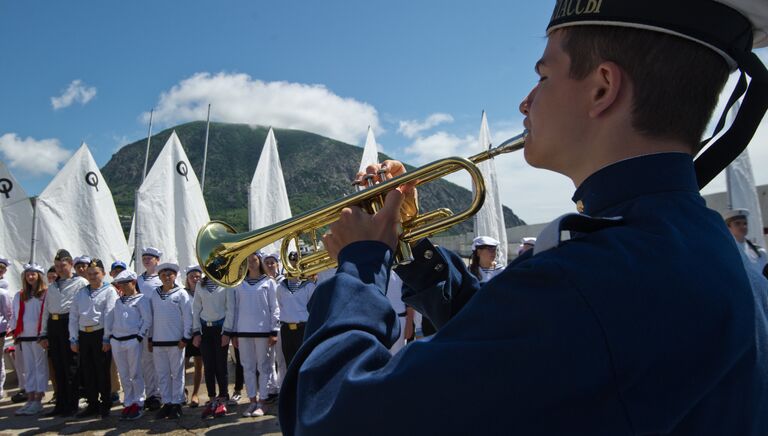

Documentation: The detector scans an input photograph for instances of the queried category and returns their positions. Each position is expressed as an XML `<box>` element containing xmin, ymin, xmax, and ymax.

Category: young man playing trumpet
<box><xmin>279</xmin><ymin>1</ymin><xmax>768</xmax><ymax>434</ymax></box>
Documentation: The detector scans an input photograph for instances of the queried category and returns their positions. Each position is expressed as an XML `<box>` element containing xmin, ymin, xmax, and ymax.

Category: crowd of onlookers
<box><xmin>0</xmin><ymin>247</ymin><xmax>316</xmax><ymax>421</ymax></box>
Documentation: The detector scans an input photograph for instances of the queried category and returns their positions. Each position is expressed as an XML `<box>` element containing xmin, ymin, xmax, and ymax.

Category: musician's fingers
<box><xmin>338</xmin><ymin>206</ymin><xmax>364</xmax><ymax>224</ymax></box>
<box><xmin>382</xmin><ymin>160</ymin><xmax>406</xmax><ymax>178</ymax></box>
<box><xmin>352</xmin><ymin>171</ymin><xmax>364</xmax><ymax>187</ymax></box>
<box><xmin>398</xmin><ymin>182</ymin><xmax>416</xmax><ymax>197</ymax></box>
<box><xmin>378</xmin><ymin>188</ymin><xmax>405</xmax><ymax>225</ymax></box>
<box><xmin>365</xmin><ymin>163</ymin><xmax>381</xmax><ymax>176</ymax></box>
<box><xmin>322</xmin><ymin>231</ymin><xmax>340</xmax><ymax>261</ymax></box>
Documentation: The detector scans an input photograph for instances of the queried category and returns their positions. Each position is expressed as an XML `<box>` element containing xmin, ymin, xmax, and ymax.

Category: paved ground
<box><xmin>0</xmin><ymin>360</ymin><xmax>284</xmax><ymax>435</ymax></box>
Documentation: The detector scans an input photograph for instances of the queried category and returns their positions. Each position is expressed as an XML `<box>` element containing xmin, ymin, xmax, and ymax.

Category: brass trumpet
<box><xmin>196</xmin><ymin>131</ymin><xmax>527</xmax><ymax>286</ymax></box>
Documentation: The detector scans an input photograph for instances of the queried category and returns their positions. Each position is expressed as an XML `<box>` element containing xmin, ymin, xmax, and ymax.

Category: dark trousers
<box><xmin>280</xmin><ymin>323</ymin><xmax>306</xmax><ymax>368</ymax></box>
<box><xmin>200</xmin><ymin>325</ymin><xmax>228</xmax><ymax>398</ymax></box>
<box><xmin>48</xmin><ymin>316</ymin><xmax>79</xmax><ymax>412</ymax></box>
<box><xmin>233</xmin><ymin>346</ymin><xmax>243</xmax><ymax>392</ymax></box>
<box><xmin>78</xmin><ymin>330</ymin><xmax>112</xmax><ymax>409</ymax></box>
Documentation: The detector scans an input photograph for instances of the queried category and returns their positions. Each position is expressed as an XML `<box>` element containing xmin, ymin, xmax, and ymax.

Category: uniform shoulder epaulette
<box><xmin>533</xmin><ymin>213</ymin><xmax>624</xmax><ymax>256</ymax></box>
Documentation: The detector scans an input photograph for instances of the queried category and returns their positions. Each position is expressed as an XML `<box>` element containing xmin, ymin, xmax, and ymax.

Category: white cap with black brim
<box><xmin>547</xmin><ymin>0</ymin><xmax>768</xmax><ymax>189</ymax></box>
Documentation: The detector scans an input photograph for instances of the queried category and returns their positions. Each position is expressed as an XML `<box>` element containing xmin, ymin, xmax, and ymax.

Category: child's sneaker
<box><xmin>14</xmin><ymin>402</ymin><xmax>31</xmax><ymax>416</ymax></box>
<box><xmin>23</xmin><ymin>401</ymin><xmax>42</xmax><ymax>415</ymax></box>
<box><xmin>125</xmin><ymin>403</ymin><xmax>144</xmax><ymax>421</ymax></box>
<box><xmin>214</xmin><ymin>399</ymin><xmax>227</xmax><ymax>418</ymax></box>
<box><xmin>228</xmin><ymin>391</ymin><xmax>241</xmax><ymax>406</ymax></box>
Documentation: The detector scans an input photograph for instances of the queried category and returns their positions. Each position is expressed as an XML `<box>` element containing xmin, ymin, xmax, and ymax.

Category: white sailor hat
<box><xmin>723</xmin><ymin>208</ymin><xmax>750</xmax><ymax>222</ymax></box>
<box><xmin>517</xmin><ymin>237</ymin><xmax>537</xmax><ymax>255</ymax></box>
<box><xmin>113</xmin><ymin>270</ymin><xmax>138</xmax><ymax>284</ymax></box>
<box><xmin>472</xmin><ymin>236</ymin><xmax>501</xmax><ymax>251</ymax></box>
<box><xmin>252</xmin><ymin>250</ymin><xmax>266</xmax><ymax>258</ymax></box>
<box><xmin>22</xmin><ymin>263</ymin><xmax>45</xmax><ymax>275</ymax></box>
<box><xmin>157</xmin><ymin>262</ymin><xmax>180</xmax><ymax>274</ymax></box>
<box><xmin>142</xmin><ymin>247</ymin><xmax>163</xmax><ymax>258</ymax></box>
<box><xmin>264</xmin><ymin>253</ymin><xmax>280</xmax><ymax>262</ymax></box>
<box><xmin>0</xmin><ymin>257</ymin><xmax>9</xmax><ymax>267</ymax></box>
<box><xmin>73</xmin><ymin>255</ymin><xmax>91</xmax><ymax>266</ymax></box>
<box><xmin>186</xmin><ymin>264</ymin><xmax>203</xmax><ymax>275</ymax></box>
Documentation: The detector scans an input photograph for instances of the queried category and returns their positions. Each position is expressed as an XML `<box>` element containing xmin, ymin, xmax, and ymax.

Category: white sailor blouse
<box><xmin>277</xmin><ymin>279</ymin><xmax>316</xmax><ymax>324</ymax></box>
<box><xmin>233</xmin><ymin>275</ymin><xmax>279</xmax><ymax>337</ymax></box>
<box><xmin>149</xmin><ymin>286</ymin><xmax>193</xmax><ymax>345</ymax></box>
<box><xmin>68</xmin><ymin>282</ymin><xmax>118</xmax><ymax>343</ymax></box>
<box><xmin>105</xmin><ymin>293</ymin><xmax>152</xmax><ymax>341</ymax></box>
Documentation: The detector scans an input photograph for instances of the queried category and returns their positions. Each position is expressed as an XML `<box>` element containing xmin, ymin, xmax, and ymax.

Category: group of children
<box><xmin>0</xmin><ymin>246</ymin><xmax>318</xmax><ymax>421</ymax></box>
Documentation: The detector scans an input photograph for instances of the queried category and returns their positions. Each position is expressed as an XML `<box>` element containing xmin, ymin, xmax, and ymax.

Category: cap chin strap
<box><xmin>695</xmin><ymin>51</ymin><xmax>768</xmax><ymax>188</ymax></box>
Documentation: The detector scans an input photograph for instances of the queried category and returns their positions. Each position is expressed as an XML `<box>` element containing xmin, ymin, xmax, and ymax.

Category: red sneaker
<box><xmin>120</xmin><ymin>406</ymin><xmax>130</xmax><ymax>420</ymax></box>
<box><xmin>125</xmin><ymin>403</ymin><xmax>143</xmax><ymax>421</ymax></box>
<box><xmin>213</xmin><ymin>400</ymin><xmax>227</xmax><ymax>418</ymax></box>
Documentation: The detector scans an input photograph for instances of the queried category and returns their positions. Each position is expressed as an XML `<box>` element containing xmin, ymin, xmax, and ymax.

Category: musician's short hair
<box><xmin>560</xmin><ymin>26</ymin><xmax>730</xmax><ymax>150</ymax></box>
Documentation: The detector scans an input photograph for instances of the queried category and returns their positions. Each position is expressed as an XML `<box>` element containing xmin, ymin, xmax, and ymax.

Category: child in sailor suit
<box><xmin>148</xmin><ymin>263</ymin><xmax>192</xmax><ymax>419</ymax></box>
<box><xmin>107</xmin><ymin>270</ymin><xmax>151</xmax><ymax>418</ymax></box>
<box><xmin>233</xmin><ymin>252</ymin><xmax>279</xmax><ymax>418</ymax></box>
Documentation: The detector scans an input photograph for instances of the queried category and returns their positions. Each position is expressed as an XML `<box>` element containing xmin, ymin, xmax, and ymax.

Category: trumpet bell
<box><xmin>196</xmin><ymin>221</ymin><xmax>250</xmax><ymax>287</ymax></box>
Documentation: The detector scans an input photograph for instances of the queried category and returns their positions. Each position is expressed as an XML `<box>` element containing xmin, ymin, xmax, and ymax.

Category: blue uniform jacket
<box><xmin>279</xmin><ymin>153</ymin><xmax>768</xmax><ymax>435</ymax></box>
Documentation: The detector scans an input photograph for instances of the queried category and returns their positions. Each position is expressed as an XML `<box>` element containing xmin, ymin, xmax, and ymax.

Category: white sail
<box><xmin>249</xmin><ymin>128</ymin><xmax>293</xmax><ymax>256</ymax></box>
<box><xmin>473</xmin><ymin>112</ymin><xmax>508</xmax><ymax>265</ymax></box>
<box><xmin>358</xmin><ymin>126</ymin><xmax>379</xmax><ymax>174</ymax></box>
<box><xmin>34</xmin><ymin>143</ymin><xmax>130</xmax><ymax>271</ymax></box>
<box><xmin>134</xmin><ymin>131</ymin><xmax>210</xmax><ymax>274</ymax></box>
<box><xmin>726</xmin><ymin>102</ymin><xmax>765</xmax><ymax>247</ymax></box>
<box><xmin>0</xmin><ymin>160</ymin><xmax>33</xmax><ymax>293</ymax></box>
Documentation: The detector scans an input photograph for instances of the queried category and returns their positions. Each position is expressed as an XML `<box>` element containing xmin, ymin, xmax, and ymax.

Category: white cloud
<box><xmin>404</xmin><ymin>131</ymin><xmax>476</xmax><ymax>165</ymax></box>
<box><xmin>0</xmin><ymin>133</ymin><xmax>71</xmax><ymax>175</ymax></box>
<box><xmin>397</xmin><ymin>113</ymin><xmax>454</xmax><ymax>138</ymax></box>
<box><xmin>51</xmin><ymin>80</ymin><xmax>97</xmax><ymax>110</ymax></box>
<box><xmin>143</xmin><ymin>72</ymin><xmax>381</xmax><ymax>144</ymax></box>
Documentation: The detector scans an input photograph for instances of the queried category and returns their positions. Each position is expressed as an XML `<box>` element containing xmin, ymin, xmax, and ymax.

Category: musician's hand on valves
<box><xmin>324</xmin><ymin>177</ymin><xmax>410</xmax><ymax>261</ymax></box>
<box><xmin>355</xmin><ymin>160</ymin><xmax>418</xmax><ymax>221</ymax></box>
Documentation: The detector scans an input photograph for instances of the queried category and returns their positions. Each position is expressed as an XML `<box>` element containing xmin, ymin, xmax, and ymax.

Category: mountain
<box><xmin>102</xmin><ymin>121</ymin><xmax>525</xmax><ymax>237</ymax></box>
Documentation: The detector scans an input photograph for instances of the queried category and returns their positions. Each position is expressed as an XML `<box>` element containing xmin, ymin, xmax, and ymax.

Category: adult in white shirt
<box><xmin>724</xmin><ymin>209</ymin><xmax>768</xmax><ymax>279</ymax></box>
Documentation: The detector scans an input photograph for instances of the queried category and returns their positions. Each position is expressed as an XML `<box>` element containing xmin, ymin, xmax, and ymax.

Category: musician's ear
<box><xmin>587</xmin><ymin>61</ymin><xmax>625</xmax><ymax>119</ymax></box>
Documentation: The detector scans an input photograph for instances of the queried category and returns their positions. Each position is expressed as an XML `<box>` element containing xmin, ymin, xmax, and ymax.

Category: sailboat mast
<box><xmin>201</xmin><ymin>104</ymin><xmax>211</xmax><ymax>193</ymax></box>
<box><xmin>142</xmin><ymin>109</ymin><xmax>154</xmax><ymax>182</ymax></box>
<box><xmin>29</xmin><ymin>196</ymin><xmax>38</xmax><ymax>263</ymax></box>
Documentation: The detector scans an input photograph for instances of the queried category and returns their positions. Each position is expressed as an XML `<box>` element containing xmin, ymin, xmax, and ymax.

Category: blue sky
<box><xmin>1</xmin><ymin>1</ymin><xmax>766</xmax><ymax>224</ymax></box>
